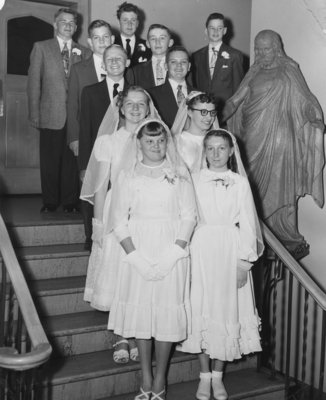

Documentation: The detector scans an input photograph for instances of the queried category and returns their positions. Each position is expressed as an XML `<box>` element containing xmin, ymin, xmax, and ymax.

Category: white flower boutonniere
<box><xmin>162</xmin><ymin>168</ymin><xmax>178</xmax><ymax>185</ymax></box>
<box><xmin>72</xmin><ymin>48</ymin><xmax>82</xmax><ymax>56</ymax></box>
<box><xmin>221</xmin><ymin>51</ymin><xmax>230</xmax><ymax>59</ymax></box>
<box><xmin>211</xmin><ymin>176</ymin><xmax>235</xmax><ymax>189</ymax></box>
<box><xmin>138</xmin><ymin>56</ymin><xmax>148</xmax><ymax>63</ymax></box>
<box><xmin>137</xmin><ymin>43</ymin><xmax>147</xmax><ymax>52</ymax></box>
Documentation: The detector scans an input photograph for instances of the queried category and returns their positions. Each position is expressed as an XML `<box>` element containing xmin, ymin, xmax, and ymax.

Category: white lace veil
<box><xmin>171</xmin><ymin>91</ymin><xmax>220</xmax><ymax>137</ymax></box>
<box><xmin>80</xmin><ymin>87</ymin><xmax>161</xmax><ymax>205</ymax></box>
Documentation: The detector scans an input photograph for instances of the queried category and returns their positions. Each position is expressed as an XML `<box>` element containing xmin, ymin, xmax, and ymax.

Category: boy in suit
<box><xmin>67</xmin><ymin>19</ymin><xmax>113</xmax><ymax>249</ymax></box>
<box><xmin>148</xmin><ymin>45</ymin><xmax>193</xmax><ymax>128</ymax></box>
<box><xmin>129</xmin><ymin>24</ymin><xmax>174</xmax><ymax>90</ymax></box>
<box><xmin>114</xmin><ymin>2</ymin><xmax>151</xmax><ymax>67</ymax></box>
<box><xmin>192</xmin><ymin>13</ymin><xmax>244</xmax><ymax>118</ymax></box>
<box><xmin>27</xmin><ymin>8</ymin><xmax>91</xmax><ymax>213</ymax></box>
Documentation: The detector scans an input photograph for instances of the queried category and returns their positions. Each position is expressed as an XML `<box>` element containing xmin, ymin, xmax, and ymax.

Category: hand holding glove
<box><xmin>236</xmin><ymin>259</ymin><xmax>252</xmax><ymax>288</ymax></box>
<box><xmin>125</xmin><ymin>250</ymin><xmax>160</xmax><ymax>281</ymax></box>
<box><xmin>156</xmin><ymin>244</ymin><xmax>188</xmax><ymax>279</ymax></box>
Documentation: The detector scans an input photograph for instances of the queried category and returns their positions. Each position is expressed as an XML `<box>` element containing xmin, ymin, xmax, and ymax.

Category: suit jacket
<box><xmin>192</xmin><ymin>43</ymin><xmax>244</xmax><ymax>108</ymax></box>
<box><xmin>27</xmin><ymin>37</ymin><xmax>91</xmax><ymax>130</ymax></box>
<box><xmin>115</xmin><ymin>34</ymin><xmax>151</xmax><ymax>67</ymax></box>
<box><xmin>67</xmin><ymin>55</ymin><xmax>98</xmax><ymax>144</ymax></box>
<box><xmin>148</xmin><ymin>79</ymin><xmax>193</xmax><ymax>128</ymax></box>
<box><xmin>128</xmin><ymin>59</ymin><xmax>156</xmax><ymax>90</ymax></box>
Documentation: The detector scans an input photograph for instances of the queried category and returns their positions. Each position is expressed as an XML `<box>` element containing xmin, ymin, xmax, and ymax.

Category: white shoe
<box><xmin>196</xmin><ymin>377</ymin><xmax>211</xmax><ymax>400</ymax></box>
<box><xmin>212</xmin><ymin>377</ymin><xmax>228</xmax><ymax>400</ymax></box>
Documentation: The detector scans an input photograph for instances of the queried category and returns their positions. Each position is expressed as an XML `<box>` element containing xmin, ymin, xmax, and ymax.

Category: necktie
<box><xmin>126</xmin><ymin>39</ymin><xmax>132</xmax><ymax>58</ymax></box>
<box><xmin>62</xmin><ymin>42</ymin><xmax>70</xmax><ymax>76</ymax></box>
<box><xmin>156</xmin><ymin>59</ymin><xmax>164</xmax><ymax>86</ymax></box>
<box><xmin>177</xmin><ymin>84</ymin><xmax>185</xmax><ymax>106</ymax></box>
<box><xmin>113</xmin><ymin>83</ymin><xmax>119</xmax><ymax>98</ymax></box>
<box><xmin>210</xmin><ymin>47</ymin><xmax>218</xmax><ymax>78</ymax></box>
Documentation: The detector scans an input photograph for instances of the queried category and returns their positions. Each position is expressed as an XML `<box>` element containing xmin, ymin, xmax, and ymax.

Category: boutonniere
<box><xmin>72</xmin><ymin>48</ymin><xmax>82</xmax><ymax>56</ymax></box>
<box><xmin>162</xmin><ymin>168</ymin><xmax>178</xmax><ymax>185</ymax></box>
<box><xmin>137</xmin><ymin>43</ymin><xmax>147</xmax><ymax>52</ymax></box>
<box><xmin>138</xmin><ymin>56</ymin><xmax>148</xmax><ymax>63</ymax></box>
<box><xmin>211</xmin><ymin>176</ymin><xmax>235</xmax><ymax>189</ymax></box>
<box><xmin>221</xmin><ymin>51</ymin><xmax>230</xmax><ymax>59</ymax></box>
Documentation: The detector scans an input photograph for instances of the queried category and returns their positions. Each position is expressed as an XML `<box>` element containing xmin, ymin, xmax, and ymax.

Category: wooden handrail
<box><xmin>261</xmin><ymin>222</ymin><xmax>326</xmax><ymax>310</ymax></box>
<box><xmin>0</xmin><ymin>213</ymin><xmax>52</xmax><ymax>371</ymax></box>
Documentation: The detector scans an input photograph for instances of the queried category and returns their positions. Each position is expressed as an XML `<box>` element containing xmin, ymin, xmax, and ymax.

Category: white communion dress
<box><xmin>175</xmin><ymin>131</ymin><xmax>204</xmax><ymax>172</ymax></box>
<box><xmin>179</xmin><ymin>168</ymin><xmax>262</xmax><ymax>361</ymax></box>
<box><xmin>84</xmin><ymin>127</ymin><xmax>133</xmax><ymax>311</ymax></box>
<box><xmin>108</xmin><ymin>161</ymin><xmax>197</xmax><ymax>341</ymax></box>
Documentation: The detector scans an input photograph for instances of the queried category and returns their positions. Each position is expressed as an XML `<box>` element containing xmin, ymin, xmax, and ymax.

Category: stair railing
<box><xmin>258</xmin><ymin>222</ymin><xmax>326</xmax><ymax>400</ymax></box>
<box><xmin>0</xmin><ymin>213</ymin><xmax>52</xmax><ymax>399</ymax></box>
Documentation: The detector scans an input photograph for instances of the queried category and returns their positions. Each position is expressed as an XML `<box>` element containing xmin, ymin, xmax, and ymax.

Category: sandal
<box><xmin>151</xmin><ymin>389</ymin><xmax>165</xmax><ymax>400</ymax></box>
<box><xmin>135</xmin><ymin>387</ymin><xmax>152</xmax><ymax>400</ymax></box>
<box><xmin>129</xmin><ymin>339</ymin><xmax>139</xmax><ymax>362</ymax></box>
<box><xmin>113</xmin><ymin>339</ymin><xmax>129</xmax><ymax>364</ymax></box>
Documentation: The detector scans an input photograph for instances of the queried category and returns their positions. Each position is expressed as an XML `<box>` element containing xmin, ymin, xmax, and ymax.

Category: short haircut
<box><xmin>187</xmin><ymin>93</ymin><xmax>216</xmax><ymax>108</ymax></box>
<box><xmin>117</xmin><ymin>2</ymin><xmax>140</xmax><ymax>19</ymax></box>
<box><xmin>205</xmin><ymin>13</ymin><xmax>225</xmax><ymax>27</ymax></box>
<box><xmin>204</xmin><ymin>129</ymin><xmax>237</xmax><ymax>172</ymax></box>
<box><xmin>88</xmin><ymin>20</ymin><xmax>112</xmax><ymax>37</ymax></box>
<box><xmin>137</xmin><ymin>121</ymin><xmax>167</xmax><ymax>139</ymax></box>
<box><xmin>166</xmin><ymin>45</ymin><xmax>190</xmax><ymax>63</ymax></box>
<box><xmin>147</xmin><ymin>24</ymin><xmax>171</xmax><ymax>39</ymax></box>
<box><xmin>103</xmin><ymin>44</ymin><xmax>127</xmax><ymax>60</ymax></box>
<box><xmin>54</xmin><ymin>8</ymin><xmax>77</xmax><ymax>23</ymax></box>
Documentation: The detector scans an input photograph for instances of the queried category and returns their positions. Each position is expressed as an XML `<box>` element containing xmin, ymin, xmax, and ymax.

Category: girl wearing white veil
<box><xmin>178</xmin><ymin>129</ymin><xmax>264</xmax><ymax>400</ymax></box>
<box><xmin>107</xmin><ymin>119</ymin><xmax>197</xmax><ymax>400</ymax></box>
<box><xmin>171</xmin><ymin>91</ymin><xmax>219</xmax><ymax>173</ymax></box>
<box><xmin>81</xmin><ymin>86</ymin><xmax>161</xmax><ymax>364</ymax></box>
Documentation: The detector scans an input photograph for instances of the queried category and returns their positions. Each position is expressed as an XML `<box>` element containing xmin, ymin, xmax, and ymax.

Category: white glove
<box><xmin>237</xmin><ymin>259</ymin><xmax>253</xmax><ymax>271</ymax></box>
<box><xmin>237</xmin><ymin>259</ymin><xmax>252</xmax><ymax>288</ymax></box>
<box><xmin>91</xmin><ymin>218</ymin><xmax>104</xmax><ymax>247</ymax></box>
<box><xmin>156</xmin><ymin>244</ymin><xmax>188</xmax><ymax>278</ymax></box>
<box><xmin>125</xmin><ymin>251</ymin><xmax>160</xmax><ymax>281</ymax></box>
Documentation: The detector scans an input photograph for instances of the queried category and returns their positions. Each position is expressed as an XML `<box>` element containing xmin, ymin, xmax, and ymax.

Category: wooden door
<box><xmin>0</xmin><ymin>0</ymin><xmax>89</xmax><ymax>194</ymax></box>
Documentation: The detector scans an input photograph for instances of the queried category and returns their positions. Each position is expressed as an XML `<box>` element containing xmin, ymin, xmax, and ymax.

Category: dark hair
<box><xmin>147</xmin><ymin>24</ymin><xmax>172</xmax><ymax>39</ymax></box>
<box><xmin>137</xmin><ymin>121</ymin><xmax>168</xmax><ymax>139</ymax></box>
<box><xmin>54</xmin><ymin>8</ymin><xmax>78</xmax><ymax>23</ymax></box>
<box><xmin>203</xmin><ymin>130</ymin><xmax>237</xmax><ymax>172</ymax></box>
<box><xmin>103</xmin><ymin>44</ymin><xmax>127</xmax><ymax>60</ymax></box>
<box><xmin>88</xmin><ymin>20</ymin><xmax>112</xmax><ymax>37</ymax></box>
<box><xmin>205</xmin><ymin>13</ymin><xmax>225</xmax><ymax>28</ymax></box>
<box><xmin>116</xmin><ymin>86</ymin><xmax>150</xmax><ymax>118</ymax></box>
<box><xmin>117</xmin><ymin>2</ymin><xmax>140</xmax><ymax>19</ymax></box>
<box><xmin>166</xmin><ymin>45</ymin><xmax>190</xmax><ymax>63</ymax></box>
<box><xmin>187</xmin><ymin>93</ymin><xmax>216</xmax><ymax>109</ymax></box>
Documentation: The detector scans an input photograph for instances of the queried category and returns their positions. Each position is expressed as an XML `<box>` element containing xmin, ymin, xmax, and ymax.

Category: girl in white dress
<box><xmin>107</xmin><ymin>119</ymin><xmax>197</xmax><ymax>400</ymax></box>
<box><xmin>178</xmin><ymin>129</ymin><xmax>264</xmax><ymax>400</ymax></box>
<box><xmin>172</xmin><ymin>91</ymin><xmax>219</xmax><ymax>172</ymax></box>
<box><xmin>81</xmin><ymin>86</ymin><xmax>160</xmax><ymax>364</ymax></box>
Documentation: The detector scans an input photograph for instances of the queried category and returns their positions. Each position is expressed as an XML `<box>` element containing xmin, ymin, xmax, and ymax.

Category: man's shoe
<box><xmin>63</xmin><ymin>204</ymin><xmax>79</xmax><ymax>213</ymax></box>
<box><xmin>40</xmin><ymin>204</ymin><xmax>57</xmax><ymax>213</ymax></box>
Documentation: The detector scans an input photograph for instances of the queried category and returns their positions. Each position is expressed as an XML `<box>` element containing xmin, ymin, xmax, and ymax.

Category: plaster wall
<box><xmin>251</xmin><ymin>0</ymin><xmax>326</xmax><ymax>290</ymax></box>
<box><xmin>90</xmin><ymin>0</ymin><xmax>251</xmax><ymax>56</ymax></box>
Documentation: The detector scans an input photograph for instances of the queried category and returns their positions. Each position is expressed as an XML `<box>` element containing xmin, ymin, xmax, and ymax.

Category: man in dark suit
<box><xmin>148</xmin><ymin>45</ymin><xmax>193</xmax><ymax>128</ymax></box>
<box><xmin>67</xmin><ymin>19</ymin><xmax>113</xmax><ymax>249</ymax></box>
<box><xmin>27</xmin><ymin>8</ymin><xmax>91</xmax><ymax>213</ymax></box>
<box><xmin>114</xmin><ymin>2</ymin><xmax>151</xmax><ymax>68</ymax></box>
<box><xmin>78</xmin><ymin>44</ymin><xmax>129</xmax><ymax>177</ymax></box>
<box><xmin>129</xmin><ymin>24</ymin><xmax>174</xmax><ymax>90</ymax></box>
<box><xmin>192</xmin><ymin>13</ymin><xmax>244</xmax><ymax>119</ymax></box>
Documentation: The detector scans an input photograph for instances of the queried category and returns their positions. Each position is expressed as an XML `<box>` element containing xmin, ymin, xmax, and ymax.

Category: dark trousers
<box><xmin>80</xmin><ymin>199</ymin><xmax>93</xmax><ymax>241</ymax></box>
<box><xmin>39</xmin><ymin>127</ymin><xmax>79</xmax><ymax>207</ymax></box>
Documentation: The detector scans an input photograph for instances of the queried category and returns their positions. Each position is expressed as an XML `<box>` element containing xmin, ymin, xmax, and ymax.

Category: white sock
<box><xmin>200</xmin><ymin>372</ymin><xmax>212</xmax><ymax>380</ymax></box>
<box><xmin>212</xmin><ymin>370</ymin><xmax>223</xmax><ymax>379</ymax></box>
<box><xmin>196</xmin><ymin>372</ymin><xmax>211</xmax><ymax>400</ymax></box>
<box><xmin>212</xmin><ymin>371</ymin><xmax>228</xmax><ymax>400</ymax></box>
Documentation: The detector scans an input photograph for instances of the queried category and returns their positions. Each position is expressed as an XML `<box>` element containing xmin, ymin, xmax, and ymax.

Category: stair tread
<box><xmin>107</xmin><ymin>368</ymin><xmax>285</xmax><ymax>400</ymax></box>
<box><xmin>40</xmin><ymin>350</ymin><xmax>196</xmax><ymax>385</ymax></box>
<box><xmin>43</xmin><ymin>310</ymin><xmax>108</xmax><ymax>336</ymax></box>
<box><xmin>16</xmin><ymin>243</ymin><xmax>90</xmax><ymax>260</ymax></box>
<box><xmin>30</xmin><ymin>275</ymin><xmax>86</xmax><ymax>295</ymax></box>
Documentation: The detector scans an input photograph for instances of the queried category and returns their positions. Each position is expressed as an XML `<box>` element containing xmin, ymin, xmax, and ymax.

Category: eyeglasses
<box><xmin>190</xmin><ymin>108</ymin><xmax>217</xmax><ymax>117</ymax></box>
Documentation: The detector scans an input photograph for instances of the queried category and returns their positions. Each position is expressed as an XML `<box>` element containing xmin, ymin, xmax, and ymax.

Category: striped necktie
<box><xmin>177</xmin><ymin>85</ymin><xmax>185</xmax><ymax>105</ymax></box>
<box><xmin>62</xmin><ymin>42</ymin><xmax>70</xmax><ymax>76</ymax></box>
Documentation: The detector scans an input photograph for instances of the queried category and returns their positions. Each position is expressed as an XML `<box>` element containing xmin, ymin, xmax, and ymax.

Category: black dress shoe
<box><xmin>40</xmin><ymin>204</ymin><xmax>57</xmax><ymax>213</ymax></box>
<box><xmin>63</xmin><ymin>204</ymin><xmax>80</xmax><ymax>213</ymax></box>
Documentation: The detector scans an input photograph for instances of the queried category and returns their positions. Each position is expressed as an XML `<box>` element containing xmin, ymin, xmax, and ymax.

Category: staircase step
<box><xmin>8</xmin><ymin>221</ymin><xmax>85</xmax><ymax>247</ymax></box>
<box><xmin>38</xmin><ymin>350</ymin><xmax>200</xmax><ymax>400</ymax></box>
<box><xmin>16</xmin><ymin>243</ymin><xmax>89</xmax><ymax>280</ymax></box>
<box><xmin>43</xmin><ymin>311</ymin><xmax>114</xmax><ymax>356</ymax></box>
<box><xmin>30</xmin><ymin>276</ymin><xmax>92</xmax><ymax>316</ymax></box>
<box><xmin>107</xmin><ymin>368</ymin><xmax>286</xmax><ymax>400</ymax></box>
